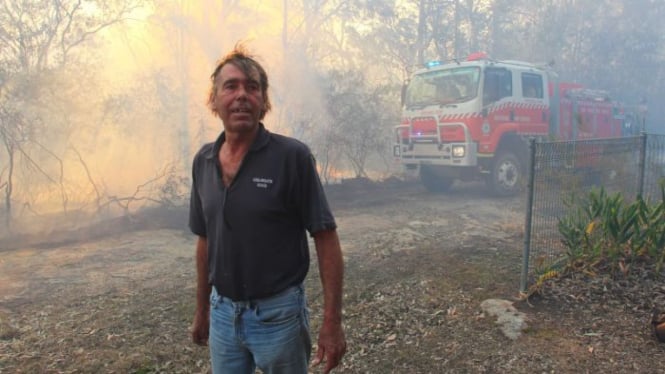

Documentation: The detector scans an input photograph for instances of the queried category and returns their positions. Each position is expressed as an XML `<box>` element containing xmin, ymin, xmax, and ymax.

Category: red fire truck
<box><xmin>393</xmin><ymin>52</ymin><xmax>625</xmax><ymax>196</ymax></box>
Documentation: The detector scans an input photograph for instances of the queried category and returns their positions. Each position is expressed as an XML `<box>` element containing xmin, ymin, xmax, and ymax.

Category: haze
<box><xmin>1</xmin><ymin>0</ymin><xmax>663</xmax><ymax>237</ymax></box>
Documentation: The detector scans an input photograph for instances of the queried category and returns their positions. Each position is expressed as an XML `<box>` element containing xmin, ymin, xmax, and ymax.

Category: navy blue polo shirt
<box><xmin>189</xmin><ymin>124</ymin><xmax>336</xmax><ymax>301</ymax></box>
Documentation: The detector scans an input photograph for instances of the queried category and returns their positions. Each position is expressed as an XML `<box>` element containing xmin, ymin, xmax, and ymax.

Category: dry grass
<box><xmin>1</xmin><ymin>180</ymin><xmax>664</xmax><ymax>373</ymax></box>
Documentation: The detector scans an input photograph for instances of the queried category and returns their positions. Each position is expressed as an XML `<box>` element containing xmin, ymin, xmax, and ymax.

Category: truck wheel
<box><xmin>420</xmin><ymin>165</ymin><xmax>454</xmax><ymax>193</ymax></box>
<box><xmin>489</xmin><ymin>152</ymin><xmax>522</xmax><ymax>197</ymax></box>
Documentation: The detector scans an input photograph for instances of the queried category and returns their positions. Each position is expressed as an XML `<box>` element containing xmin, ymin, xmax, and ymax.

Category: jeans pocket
<box><xmin>254</xmin><ymin>293</ymin><xmax>302</xmax><ymax>326</ymax></box>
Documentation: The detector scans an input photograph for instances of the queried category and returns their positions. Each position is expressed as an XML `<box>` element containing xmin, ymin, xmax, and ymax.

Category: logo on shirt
<box><xmin>252</xmin><ymin>177</ymin><xmax>273</xmax><ymax>188</ymax></box>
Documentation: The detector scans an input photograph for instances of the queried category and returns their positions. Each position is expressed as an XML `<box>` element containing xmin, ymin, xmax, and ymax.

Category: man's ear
<box><xmin>211</xmin><ymin>97</ymin><xmax>222</xmax><ymax>118</ymax></box>
<box><xmin>259</xmin><ymin>104</ymin><xmax>268</xmax><ymax>120</ymax></box>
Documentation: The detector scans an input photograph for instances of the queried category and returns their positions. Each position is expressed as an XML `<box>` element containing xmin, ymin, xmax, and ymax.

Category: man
<box><xmin>188</xmin><ymin>44</ymin><xmax>346</xmax><ymax>374</ymax></box>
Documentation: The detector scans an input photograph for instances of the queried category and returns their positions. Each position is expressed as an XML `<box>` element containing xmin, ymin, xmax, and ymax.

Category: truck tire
<box><xmin>420</xmin><ymin>165</ymin><xmax>454</xmax><ymax>193</ymax></box>
<box><xmin>489</xmin><ymin>152</ymin><xmax>522</xmax><ymax>197</ymax></box>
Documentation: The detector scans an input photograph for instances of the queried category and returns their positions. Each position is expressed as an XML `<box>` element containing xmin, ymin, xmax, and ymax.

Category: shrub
<box><xmin>557</xmin><ymin>180</ymin><xmax>665</xmax><ymax>275</ymax></box>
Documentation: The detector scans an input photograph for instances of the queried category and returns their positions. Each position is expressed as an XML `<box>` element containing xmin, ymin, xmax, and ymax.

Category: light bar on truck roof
<box><xmin>425</xmin><ymin>60</ymin><xmax>442</xmax><ymax>68</ymax></box>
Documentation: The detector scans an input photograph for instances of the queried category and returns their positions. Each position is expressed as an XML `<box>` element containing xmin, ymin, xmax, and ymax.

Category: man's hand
<box><xmin>190</xmin><ymin>309</ymin><xmax>209</xmax><ymax>346</ymax></box>
<box><xmin>192</xmin><ymin>236</ymin><xmax>210</xmax><ymax>346</ymax></box>
<box><xmin>312</xmin><ymin>229</ymin><xmax>346</xmax><ymax>373</ymax></box>
<box><xmin>311</xmin><ymin>319</ymin><xmax>346</xmax><ymax>373</ymax></box>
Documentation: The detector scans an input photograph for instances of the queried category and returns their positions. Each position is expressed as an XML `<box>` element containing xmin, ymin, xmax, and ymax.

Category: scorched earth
<box><xmin>0</xmin><ymin>179</ymin><xmax>664</xmax><ymax>373</ymax></box>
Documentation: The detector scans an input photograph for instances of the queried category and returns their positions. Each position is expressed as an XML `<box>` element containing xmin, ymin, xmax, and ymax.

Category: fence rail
<box><xmin>520</xmin><ymin>133</ymin><xmax>665</xmax><ymax>292</ymax></box>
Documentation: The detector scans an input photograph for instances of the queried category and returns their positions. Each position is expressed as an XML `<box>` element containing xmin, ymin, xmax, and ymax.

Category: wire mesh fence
<box><xmin>520</xmin><ymin>133</ymin><xmax>665</xmax><ymax>292</ymax></box>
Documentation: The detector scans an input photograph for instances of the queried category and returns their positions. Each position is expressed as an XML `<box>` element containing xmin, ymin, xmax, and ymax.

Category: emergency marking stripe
<box><xmin>438</xmin><ymin>112</ymin><xmax>481</xmax><ymax>121</ymax></box>
<box><xmin>489</xmin><ymin>102</ymin><xmax>548</xmax><ymax>113</ymax></box>
<box><xmin>439</xmin><ymin>113</ymin><xmax>481</xmax><ymax>121</ymax></box>
<box><xmin>411</xmin><ymin>101</ymin><xmax>550</xmax><ymax>124</ymax></box>
<box><xmin>437</xmin><ymin>103</ymin><xmax>547</xmax><ymax>121</ymax></box>
<box><xmin>412</xmin><ymin>117</ymin><xmax>436</xmax><ymax>122</ymax></box>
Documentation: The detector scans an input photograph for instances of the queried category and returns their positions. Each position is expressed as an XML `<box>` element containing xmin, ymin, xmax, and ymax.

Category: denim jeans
<box><xmin>208</xmin><ymin>285</ymin><xmax>312</xmax><ymax>374</ymax></box>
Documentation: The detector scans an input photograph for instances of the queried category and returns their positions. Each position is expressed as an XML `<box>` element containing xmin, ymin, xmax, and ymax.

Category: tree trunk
<box><xmin>416</xmin><ymin>0</ymin><xmax>430</xmax><ymax>66</ymax></box>
<box><xmin>4</xmin><ymin>143</ymin><xmax>14</xmax><ymax>229</ymax></box>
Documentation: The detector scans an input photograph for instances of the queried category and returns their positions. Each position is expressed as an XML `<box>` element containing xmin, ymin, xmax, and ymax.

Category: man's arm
<box><xmin>191</xmin><ymin>236</ymin><xmax>211</xmax><ymax>346</ymax></box>
<box><xmin>311</xmin><ymin>229</ymin><xmax>346</xmax><ymax>373</ymax></box>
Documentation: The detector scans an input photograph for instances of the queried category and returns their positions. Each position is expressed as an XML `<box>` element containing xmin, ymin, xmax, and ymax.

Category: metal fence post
<box><xmin>638</xmin><ymin>132</ymin><xmax>647</xmax><ymax>198</ymax></box>
<box><xmin>520</xmin><ymin>138</ymin><xmax>537</xmax><ymax>294</ymax></box>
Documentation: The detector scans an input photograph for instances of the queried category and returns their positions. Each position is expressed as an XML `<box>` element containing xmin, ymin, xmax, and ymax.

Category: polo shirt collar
<box><xmin>204</xmin><ymin>123</ymin><xmax>270</xmax><ymax>160</ymax></box>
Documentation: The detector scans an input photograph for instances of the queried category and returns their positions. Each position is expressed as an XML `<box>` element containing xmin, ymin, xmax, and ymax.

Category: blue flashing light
<box><xmin>425</xmin><ymin>60</ymin><xmax>442</xmax><ymax>68</ymax></box>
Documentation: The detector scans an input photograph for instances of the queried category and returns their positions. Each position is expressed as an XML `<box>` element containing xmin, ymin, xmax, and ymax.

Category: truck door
<box><xmin>521</xmin><ymin>73</ymin><xmax>544</xmax><ymax>99</ymax></box>
<box><xmin>483</xmin><ymin>67</ymin><xmax>512</xmax><ymax>106</ymax></box>
<box><xmin>520</xmin><ymin>72</ymin><xmax>549</xmax><ymax>131</ymax></box>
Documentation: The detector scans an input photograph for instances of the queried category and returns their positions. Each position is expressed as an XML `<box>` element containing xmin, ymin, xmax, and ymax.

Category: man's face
<box><xmin>212</xmin><ymin>63</ymin><xmax>265</xmax><ymax>134</ymax></box>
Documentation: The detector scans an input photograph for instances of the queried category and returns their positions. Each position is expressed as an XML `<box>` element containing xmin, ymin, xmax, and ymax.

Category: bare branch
<box><xmin>31</xmin><ymin>137</ymin><xmax>68</xmax><ymax>212</ymax></box>
<box><xmin>13</xmin><ymin>141</ymin><xmax>57</xmax><ymax>184</ymax></box>
<box><xmin>69</xmin><ymin>146</ymin><xmax>101</xmax><ymax>206</ymax></box>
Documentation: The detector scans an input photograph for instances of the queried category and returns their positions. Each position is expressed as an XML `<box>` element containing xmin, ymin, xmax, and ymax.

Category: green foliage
<box><xmin>558</xmin><ymin>180</ymin><xmax>665</xmax><ymax>275</ymax></box>
<box><xmin>321</xmin><ymin>69</ymin><xmax>399</xmax><ymax>178</ymax></box>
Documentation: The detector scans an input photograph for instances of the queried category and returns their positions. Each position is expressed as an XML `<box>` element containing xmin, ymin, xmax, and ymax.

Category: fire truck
<box><xmin>393</xmin><ymin>52</ymin><xmax>625</xmax><ymax>196</ymax></box>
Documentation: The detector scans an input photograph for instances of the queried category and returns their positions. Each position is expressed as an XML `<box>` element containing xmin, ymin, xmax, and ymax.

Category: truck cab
<box><xmin>395</xmin><ymin>54</ymin><xmax>552</xmax><ymax>196</ymax></box>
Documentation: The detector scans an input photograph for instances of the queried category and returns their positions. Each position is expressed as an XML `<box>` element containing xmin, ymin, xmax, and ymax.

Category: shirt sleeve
<box><xmin>188</xmin><ymin>153</ymin><xmax>207</xmax><ymax>237</ymax></box>
<box><xmin>296</xmin><ymin>148</ymin><xmax>337</xmax><ymax>235</ymax></box>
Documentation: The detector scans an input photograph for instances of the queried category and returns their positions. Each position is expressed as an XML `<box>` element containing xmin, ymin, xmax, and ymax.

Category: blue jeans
<box><xmin>208</xmin><ymin>285</ymin><xmax>312</xmax><ymax>374</ymax></box>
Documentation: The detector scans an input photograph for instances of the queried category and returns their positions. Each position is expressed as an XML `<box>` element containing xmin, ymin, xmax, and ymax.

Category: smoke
<box><xmin>4</xmin><ymin>0</ymin><xmax>665</xmax><ymax>238</ymax></box>
<box><xmin>0</xmin><ymin>1</ymin><xmax>336</xmax><ymax>238</ymax></box>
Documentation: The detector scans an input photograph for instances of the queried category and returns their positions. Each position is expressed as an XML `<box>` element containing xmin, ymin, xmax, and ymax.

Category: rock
<box><xmin>480</xmin><ymin>298</ymin><xmax>528</xmax><ymax>340</ymax></box>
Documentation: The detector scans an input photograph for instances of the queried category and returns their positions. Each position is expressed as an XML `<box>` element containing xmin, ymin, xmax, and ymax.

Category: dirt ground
<box><xmin>1</xmin><ymin>179</ymin><xmax>664</xmax><ymax>373</ymax></box>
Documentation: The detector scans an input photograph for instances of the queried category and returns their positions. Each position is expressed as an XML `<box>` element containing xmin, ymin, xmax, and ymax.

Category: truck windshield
<box><xmin>405</xmin><ymin>66</ymin><xmax>480</xmax><ymax>108</ymax></box>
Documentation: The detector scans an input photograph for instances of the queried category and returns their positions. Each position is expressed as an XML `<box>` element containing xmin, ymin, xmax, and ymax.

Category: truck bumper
<box><xmin>394</xmin><ymin>123</ymin><xmax>479</xmax><ymax>167</ymax></box>
<box><xmin>395</xmin><ymin>141</ymin><xmax>478</xmax><ymax>167</ymax></box>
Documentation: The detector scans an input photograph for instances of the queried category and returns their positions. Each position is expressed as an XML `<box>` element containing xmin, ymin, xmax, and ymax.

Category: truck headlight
<box><xmin>452</xmin><ymin>145</ymin><xmax>465</xmax><ymax>158</ymax></box>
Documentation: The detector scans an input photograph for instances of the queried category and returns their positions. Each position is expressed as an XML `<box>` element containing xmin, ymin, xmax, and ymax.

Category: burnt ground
<box><xmin>0</xmin><ymin>178</ymin><xmax>664</xmax><ymax>373</ymax></box>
